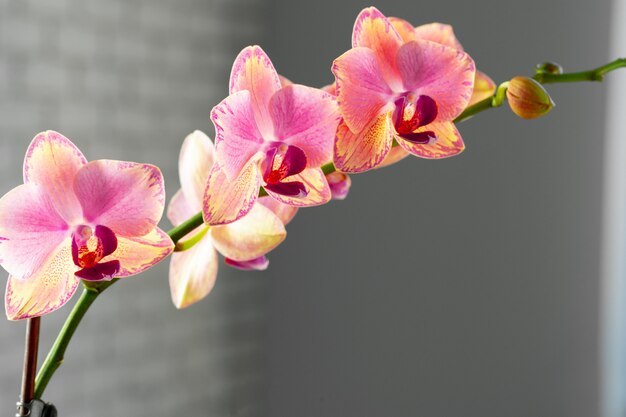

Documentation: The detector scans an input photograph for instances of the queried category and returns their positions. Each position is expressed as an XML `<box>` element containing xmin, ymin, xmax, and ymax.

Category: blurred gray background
<box><xmin>0</xmin><ymin>0</ymin><xmax>621</xmax><ymax>416</ymax></box>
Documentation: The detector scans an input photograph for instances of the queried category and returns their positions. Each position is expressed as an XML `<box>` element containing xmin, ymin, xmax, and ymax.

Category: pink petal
<box><xmin>321</xmin><ymin>82</ymin><xmax>336</xmax><ymax>96</ymax></box>
<box><xmin>23</xmin><ymin>131</ymin><xmax>87</xmax><ymax>225</ymax></box>
<box><xmin>258</xmin><ymin>196</ymin><xmax>299</xmax><ymax>225</ymax></box>
<box><xmin>211</xmin><ymin>90</ymin><xmax>264</xmax><ymax>180</ymax></box>
<box><xmin>179</xmin><ymin>130</ymin><xmax>215</xmax><ymax>210</ymax></box>
<box><xmin>210</xmin><ymin>203</ymin><xmax>286</xmax><ymax>262</ymax></box>
<box><xmin>333</xmin><ymin>114</ymin><xmax>393</xmax><ymax>173</ymax></box>
<box><xmin>103</xmin><ymin>228</ymin><xmax>174</xmax><ymax>277</ymax></box>
<box><xmin>413</xmin><ymin>22</ymin><xmax>463</xmax><ymax>50</ymax></box>
<box><xmin>0</xmin><ymin>183</ymin><xmax>69</xmax><ymax>280</ymax></box>
<box><xmin>229</xmin><ymin>45</ymin><xmax>282</xmax><ymax>137</ymax></box>
<box><xmin>352</xmin><ymin>7</ymin><xmax>404</xmax><ymax>89</ymax></box>
<box><xmin>225</xmin><ymin>256</ymin><xmax>269</xmax><ymax>271</ymax></box>
<box><xmin>396</xmin><ymin>40</ymin><xmax>475</xmax><ymax>121</ymax></box>
<box><xmin>269</xmin><ymin>84</ymin><xmax>341</xmax><ymax>167</ymax></box>
<box><xmin>169</xmin><ymin>233</ymin><xmax>218</xmax><ymax>309</ymax></box>
<box><xmin>264</xmin><ymin>167</ymin><xmax>330</xmax><ymax>207</ymax></box>
<box><xmin>5</xmin><ymin>240</ymin><xmax>79</xmax><ymax>320</ymax></box>
<box><xmin>469</xmin><ymin>70</ymin><xmax>497</xmax><ymax>106</ymax></box>
<box><xmin>378</xmin><ymin>146</ymin><xmax>410</xmax><ymax>169</ymax></box>
<box><xmin>332</xmin><ymin>47</ymin><xmax>394</xmax><ymax>133</ymax></box>
<box><xmin>74</xmin><ymin>160</ymin><xmax>165</xmax><ymax>238</ymax></box>
<box><xmin>203</xmin><ymin>161</ymin><xmax>261</xmax><ymax>226</ymax></box>
<box><xmin>395</xmin><ymin>121</ymin><xmax>465</xmax><ymax>159</ymax></box>
<box><xmin>278</xmin><ymin>74</ymin><xmax>293</xmax><ymax>87</ymax></box>
<box><xmin>167</xmin><ymin>189</ymin><xmax>197</xmax><ymax>227</ymax></box>
<box><xmin>388</xmin><ymin>17</ymin><xmax>418</xmax><ymax>43</ymax></box>
<box><xmin>326</xmin><ymin>172</ymin><xmax>352</xmax><ymax>200</ymax></box>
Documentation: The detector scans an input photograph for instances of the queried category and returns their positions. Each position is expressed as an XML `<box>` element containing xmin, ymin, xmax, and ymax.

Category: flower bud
<box><xmin>506</xmin><ymin>76</ymin><xmax>555</xmax><ymax>119</ymax></box>
<box><xmin>535</xmin><ymin>61</ymin><xmax>563</xmax><ymax>75</ymax></box>
<box><xmin>326</xmin><ymin>172</ymin><xmax>351</xmax><ymax>200</ymax></box>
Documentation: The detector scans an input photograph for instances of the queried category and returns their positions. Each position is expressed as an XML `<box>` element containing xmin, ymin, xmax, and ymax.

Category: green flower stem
<box><xmin>175</xmin><ymin>225</ymin><xmax>209</xmax><ymax>252</ymax></box>
<box><xmin>454</xmin><ymin>81</ymin><xmax>510</xmax><ymax>123</ymax></box>
<box><xmin>168</xmin><ymin>211</ymin><xmax>204</xmax><ymax>243</ymax></box>
<box><xmin>534</xmin><ymin>57</ymin><xmax>626</xmax><ymax>83</ymax></box>
<box><xmin>32</xmin><ymin>56</ymin><xmax>626</xmax><ymax>400</ymax></box>
<box><xmin>34</xmin><ymin>287</ymin><xmax>100</xmax><ymax>399</ymax></box>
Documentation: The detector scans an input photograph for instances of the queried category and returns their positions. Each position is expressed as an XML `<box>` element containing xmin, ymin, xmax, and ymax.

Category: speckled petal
<box><xmin>333</xmin><ymin>114</ymin><xmax>393</xmax><ymax>173</ymax></box>
<box><xmin>211</xmin><ymin>89</ymin><xmax>264</xmax><ymax>180</ymax></box>
<box><xmin>103</xmin><ymin>228</ymin><xmax>174</xmax><ymax>277</ymax></box>
<box><xmin>395</xmin><ymin>121</ymin><xmax>465</xmax><ymax>159</ymax></box>
<box><xmin>0</xmin><ymin>183</ymin><xmax>68</xmax><ymax>280</ymax></box>
<box><xmin>264</xmin><ymin>167</ymin><xmax>330</xmax><ymax>207</ymax></box>
<box><xmin>396</xmin><ymin>40</ymin><xmax>475</xmax><ymax>121</ymax></box>
<box><xmin>5</xmin><ymin>239</ymin><xmax>79</xmax><ymax>320</ymax></box>
<box><xmin>229</xmin><ymin>45</ymin><xmax>282</xmax><ymax>137</ymax></box>
<box><xmin>269</xmin><ymin>84</ymin><xmax>340</xmax><ymax>167</ymax></box>
<box><xmin>74</xmin><ymin>160</ymin><xmax>165</xmax><ymax>238</ymax></box>
<box><xmin>352</xmin><ymin>7</ymin><xmax>404</xmax><ymax>89</ymax></box>
<box><xmin>23</xmin><ymin>131</ymin><xmax>87</xmax><ymax>224</ymax></box>
<box><xmin>378</xmin><ymin>146</ymin><xmax>410</xmax><ymax>169</ymax></box>
<box><xmin>179</xmin><ymin>130</ymin><xmax>215</xmax><ymax>210</ymax></box>
<box><xmin>169</xmin><ymin>232</ymin><xmax>218</xmax><ymax>309</ymax></box>
<box><xmin>413</xmin><ymin>22</ymin><xmax>463</xmax><ymax>50</ymax></box>
<box><xmin>203</xmin><ymin>161</ymin><xmax>261</xmax><ymax>226</ymax></box>
<box><xmin>332</xmin><ymin>47</ymin><xmax>394</xmax><ymax>133</ymax></box>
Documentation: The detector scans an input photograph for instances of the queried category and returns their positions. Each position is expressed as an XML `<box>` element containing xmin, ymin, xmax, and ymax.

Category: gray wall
<box><xmin>0</xmin><ymin>0</ymin><xmax>617</xmax><ymax>416</ymax></box>
<box><xmin>266</xmin><ymin>1</ymin><xmax>612</xmax><ymax>416</ymax></box>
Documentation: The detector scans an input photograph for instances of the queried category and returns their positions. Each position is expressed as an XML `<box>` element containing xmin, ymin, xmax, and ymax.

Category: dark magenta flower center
<box><xmin>71</xmin><ymin>225</ymin><xmax>120</xmax><ymax>281</ymax></box>
<box><xmin>393</xmin><ymin>94</ymin><xmax>438</xmax><ymax>144</ymax></box>
<box><xmin>261</xmin><ymin>143</ymin><xmax>308</xmax><ymax>197</ymax></box>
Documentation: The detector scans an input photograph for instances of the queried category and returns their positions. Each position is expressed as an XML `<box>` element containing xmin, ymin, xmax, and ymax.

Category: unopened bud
<box><xmin>506</xmin><ymin>76</ymin><xmax>555</xmax><ymax>119</ymax></box>
<box><xmin>536</xmin><ymin>61</ymin><xmax>563</xmax><ymax>75</ymax></box>
<box><xmin>326</xmin><ymin>172</ymin><xmax>351</xmax><ymax>200</ymax></box>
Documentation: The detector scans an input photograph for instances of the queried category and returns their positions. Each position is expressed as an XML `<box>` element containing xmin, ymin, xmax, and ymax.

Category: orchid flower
<box><xmin>331</xmin><ymin>7</ymin><xmax>476</xmax><ymax>173</ymax></box>
<box><xmin>168</xmin><ymin>131</ymin><xmax>294</xmax><ymax>309</ymax></box>
<box><xmin>0</xmin><ymin>131</ymin><xmax>174</xmax><ymax>320</ymax></box>
<box><xmin>204</xmin><ymin>45</ymin><xmax>342</xmax><ymax>225</ymax></box>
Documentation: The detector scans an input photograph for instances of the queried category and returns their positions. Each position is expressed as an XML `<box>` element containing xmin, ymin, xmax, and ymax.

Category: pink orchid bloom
<box><xmin>168</xmin><ymin>131</ymin><xmax>295</xmax><ymax>309</ymax></box>
<box><xmin>331</xmin><ymin>7</ymin><xmax>476</xmax><ymax>173</ymax></box>
<box><xmin>0</xmin><ymin>131</ymin><xmax>174</xmax><ymax>320</ymax></box>
<box><xmin>204</xmin><ymin>45</ymin><xmax>342</xmax><ymax>226</ymax></box>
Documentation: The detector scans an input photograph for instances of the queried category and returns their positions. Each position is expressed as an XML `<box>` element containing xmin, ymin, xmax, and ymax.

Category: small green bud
<box><xmin>536</xmin><ymin>61</ymin><xmax>563</xmax><ymax>75</ymax></box>
<box><xmin>506</xmin><ymin>76</ymin><xmax>555</xmax><ymax>119</ymax></box>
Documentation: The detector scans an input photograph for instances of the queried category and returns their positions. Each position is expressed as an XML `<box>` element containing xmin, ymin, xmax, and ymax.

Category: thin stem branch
<box><xmin>19</xmin><ymin>317</ymin><xmax>40</xmax><ymax>415</ymax></box>
<box><xmin>534</xmin><ymin>57</ymin><xmax>626</xmax><ymax>83</ymax></box>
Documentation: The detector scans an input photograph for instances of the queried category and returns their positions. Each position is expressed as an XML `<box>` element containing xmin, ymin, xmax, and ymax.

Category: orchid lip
<box><xmin>71</xmin><ymin>224</ymin><xmax>120</xmax><ymax>280</ymax></box>
<box><xmin>260</xmin><ymin>142</ymin><xmax>309</xmax><ymax>198</ymax></box>
<box><xmin>393</xmin><ymin>94</ymin><xmax>438</xmax><ymax>135</ymax></box>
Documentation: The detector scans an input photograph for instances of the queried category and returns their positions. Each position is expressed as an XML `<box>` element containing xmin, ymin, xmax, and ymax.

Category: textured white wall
<box><xmin>0</xmin><ymin>1</ymin><xmax>271</xmax><ymax>415</ymax></box>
